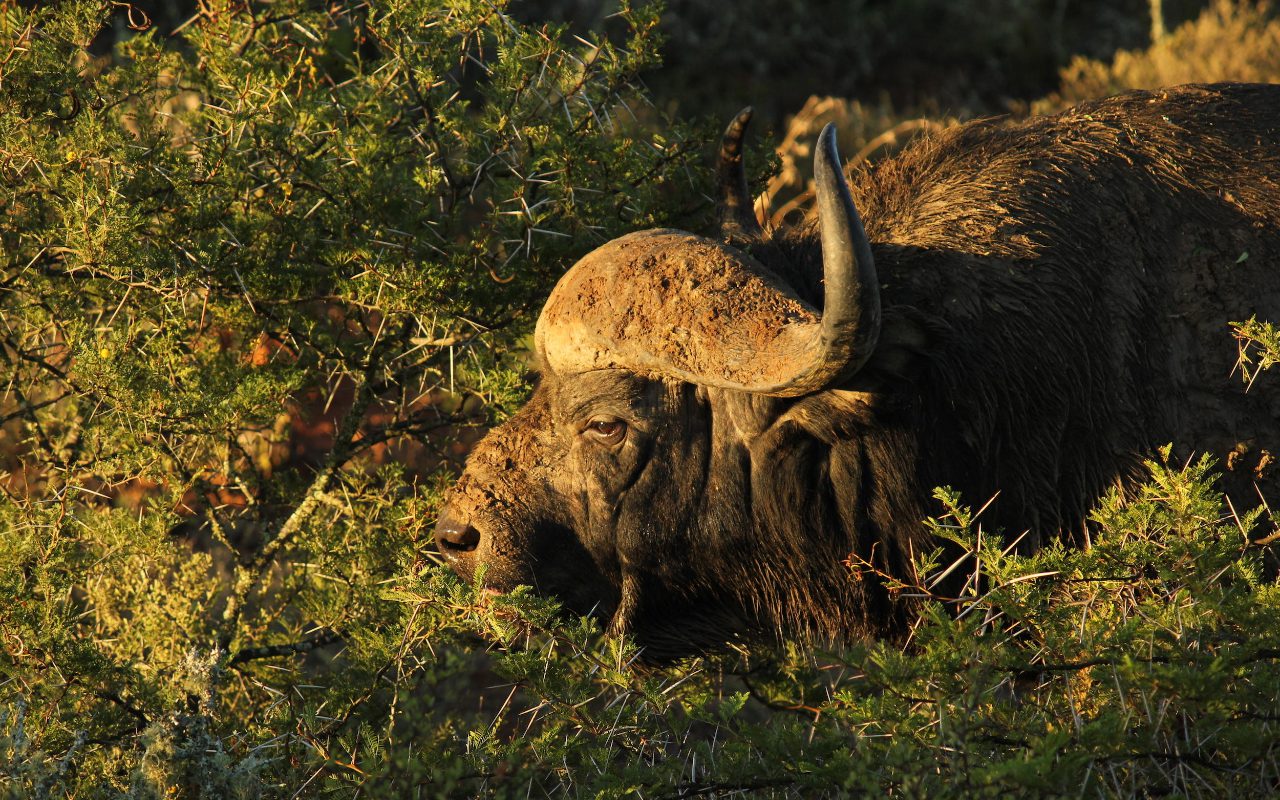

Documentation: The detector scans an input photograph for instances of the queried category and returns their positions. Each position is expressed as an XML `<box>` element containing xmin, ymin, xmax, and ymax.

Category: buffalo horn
<box><xmin>534</xmin><ymin>124</ymin><xmax>879</xmax><ymax>397</ymax></box>
<box><xmin>807</xmin><ymin>122</ymin><xmax>881</xmax><ymax>384</ymax></box>
<box><xmin>717</xmin><ymin>107</ymin><xmax>763</xmax><ymax>241</ymax></box>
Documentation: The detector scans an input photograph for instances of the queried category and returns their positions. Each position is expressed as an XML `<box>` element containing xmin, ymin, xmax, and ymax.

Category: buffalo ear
<box><xmin>832</xmin><ymin>310</ymin><xmax>935</xmax><ymax>392</ymax></box>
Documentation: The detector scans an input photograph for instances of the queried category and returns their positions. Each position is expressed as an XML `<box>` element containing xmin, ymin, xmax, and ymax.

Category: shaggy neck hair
<box><xmin>702</xmin><ymin>84</ymin><xmax>1280</xmax><ymax>647</ymax></box>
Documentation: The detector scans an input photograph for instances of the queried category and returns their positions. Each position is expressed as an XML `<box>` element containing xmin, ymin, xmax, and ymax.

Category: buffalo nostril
<box><xmin>435</xmin><ymin>515</ymin><xmax>480</xmax><ymax>553</ymax></box>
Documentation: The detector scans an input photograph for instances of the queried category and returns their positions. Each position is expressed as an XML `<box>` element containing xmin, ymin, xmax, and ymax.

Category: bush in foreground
<box><xmin>18</xmin><ymin>454</ymin><xmax>1277</xmax><ymax>797</ymax></box>
<box><xmin>354</xmin><ymin>454</ymin><xmax>1280</xmax><ymax>798</ymax></box>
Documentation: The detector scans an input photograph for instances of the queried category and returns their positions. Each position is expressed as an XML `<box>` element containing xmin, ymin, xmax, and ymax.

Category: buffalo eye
<box><xmin>582</xmin><ymin>417</ymin><xmax>627</xmax><ymax>446</ymax></box>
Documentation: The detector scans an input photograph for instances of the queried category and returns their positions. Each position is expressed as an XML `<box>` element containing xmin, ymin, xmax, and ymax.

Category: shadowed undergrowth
<box><xmin>9</xmin><ymin>455</ymin><xmax>1280</xmax><ymax>797</ymax></box>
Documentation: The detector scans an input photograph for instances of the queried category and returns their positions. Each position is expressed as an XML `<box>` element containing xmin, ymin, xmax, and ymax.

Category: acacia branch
<box><xmin>0</xmin><ymin>390</ymin><xmax>71</xmax><ymax>425</ymax></box>
<box><xmin>659</xmin><ymin>778</ymin><xmax>798</xmax><ymax>799</ymax></box>
<box><xmin>1008</xmin><ymin>647</ymin><xmax>1280</xmax><ymax>675</ymax></box>
<box><xmin>93</xmin><ymin>689</ymin><xmax>149</xmax><ymax>728</ymax></box>
<box><xmin>218</xmin><ymin>318</ymin><xmax>414</xmax><ymax>651</ymax></box>
<box><xmin>228</xmin><ymin>630</ymin><xmax>343</xmax><ymax>667</ymax></box>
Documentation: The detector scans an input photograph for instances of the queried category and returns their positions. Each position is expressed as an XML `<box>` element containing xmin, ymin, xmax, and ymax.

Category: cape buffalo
<box><xmin>435</xmin><ymin>83</ymin><xmax>1280</xmax><ymax>660</ymax></box>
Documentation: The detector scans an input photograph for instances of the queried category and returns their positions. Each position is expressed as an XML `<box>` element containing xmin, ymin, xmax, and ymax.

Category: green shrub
<box><xmin>1233</xmin><ymin>317</ymin><xmax>1280</xmax><ymax>389</ymax></box>
<box><xmin>341</xmin><ymin>456</ymin><xmax>1280</xmax><ymax>798</ymax></box>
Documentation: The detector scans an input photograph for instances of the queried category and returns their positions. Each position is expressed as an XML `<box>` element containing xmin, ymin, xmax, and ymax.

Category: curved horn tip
<box><xmin>814</xmin><ymin>122</ymin><xmax>842</xmax><ymax>176</ymax></box>
<box><xmin>720</xmin><ymin>106</ymin><xmax>754</xmax><ymax>158</ymax></box>
<box><xmin>717</xmin><ymin>106</ymin><xmax>763</xmax><ymax>241</ymax></box>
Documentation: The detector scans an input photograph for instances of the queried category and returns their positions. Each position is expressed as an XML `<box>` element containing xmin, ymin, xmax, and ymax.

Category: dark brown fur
<box><xmin>438</xmin><ymin>84</ymin><xmax>1280</xmax><ymax>660</ymax></box>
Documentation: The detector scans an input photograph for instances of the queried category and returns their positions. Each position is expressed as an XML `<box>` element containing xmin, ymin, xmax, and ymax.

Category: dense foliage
<box><xmin>3</xmin><ymin>1</ymin><xmax>1280</xmax><ymax>798</ymax></box>
<box><xmin>0</xmin><ymin>0</ymin><xmax>712</xmax><ymax>795</ymax></box>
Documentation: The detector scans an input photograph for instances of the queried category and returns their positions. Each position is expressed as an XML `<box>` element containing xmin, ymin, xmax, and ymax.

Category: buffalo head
<box><xmin>434</xmin><ymin>115</ymin><xmax>924</xmax><ymax>659</ymax></box>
